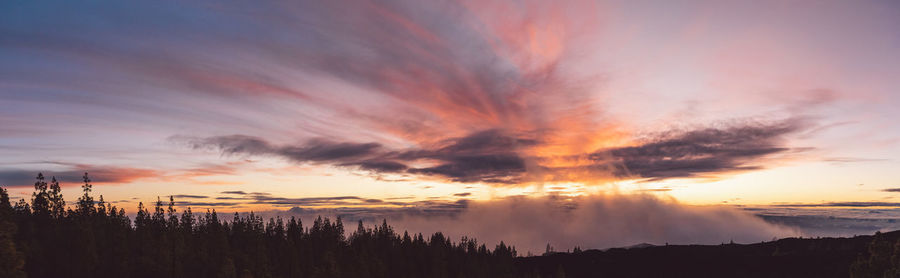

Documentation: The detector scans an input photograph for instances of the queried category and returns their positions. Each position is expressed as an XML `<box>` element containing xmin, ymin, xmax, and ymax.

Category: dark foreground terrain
<box><xmin>522</xmin><ymin>231</ymin><xmax>900</xmax><ymax>278</ymax></box>
<box><xmin>3</xmin><ymin>175</ymin><xmax>900</xmax><ymax>278</ymax></box>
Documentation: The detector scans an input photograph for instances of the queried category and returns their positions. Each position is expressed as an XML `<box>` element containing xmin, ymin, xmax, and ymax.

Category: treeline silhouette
<box><xmin>5</xmin><ymin>172</ymin><xmax>900</xmax><ymax>278</ymax></box>
<box><xmin>0</xmin><ymin>173</ymin><xmax>523</xmax><ymax>278</ymax></box>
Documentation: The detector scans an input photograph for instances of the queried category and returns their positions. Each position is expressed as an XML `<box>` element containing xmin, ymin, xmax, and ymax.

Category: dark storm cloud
<box><xmin>279</xmin><ymin>140</ymin><xmax>382</xmax><ymax>162</ymax></box>
<box><xmin>408</xmin><ymin>154</ymin><xmax>527</xmax><ymax>183</ymax></box>
<box><xmin>183</xmin><ymin>135</ymin><xmax>382</xmax><ymax>163</ymax></box>
<box><xmin>345</xmin><ymin>160</ymin><xmax>408</xmax><ymax>173</ymax></box>
<box><xmin>181</xmin><ymin>120</ymin><xmax>808</xmax><ymax>184</ymax></box>
<box><xmin>400</xmin><ymin>130</ymin><xmax>534</xmax><ymax>183</ymax></box>
<box><xmin>591</xmin><ymin>120</ymin><xmax>806</xmax><ymax>180</ymax></box>
<box><xmin>177</xmin><ymin>129</ymin><xmax>536</xmax><ymax>184</ymax></box>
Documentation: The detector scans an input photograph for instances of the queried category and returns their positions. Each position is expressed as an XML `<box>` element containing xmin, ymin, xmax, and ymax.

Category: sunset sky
<box><xmin>2</xmin><ymin>0</ymin><xmax>900</xmax><ymax>250</ymax></box>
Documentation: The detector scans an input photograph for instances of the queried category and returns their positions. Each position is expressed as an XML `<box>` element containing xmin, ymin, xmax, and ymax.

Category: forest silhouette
<box><xmin>3</xmin><ymin>172</ymin><xmax>900</xmax><ymax>278</ymax></box>
<box><xmin>0</xmin><ymin>173</ymin><xmax>519</xmax><ymax>278</ymax></box>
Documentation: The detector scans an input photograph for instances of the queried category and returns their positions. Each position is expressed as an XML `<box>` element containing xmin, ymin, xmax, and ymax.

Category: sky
<box><xmin>2</xmin><ymin>0</ymin><xmax>900</xmax><ymax>251</ymax></box>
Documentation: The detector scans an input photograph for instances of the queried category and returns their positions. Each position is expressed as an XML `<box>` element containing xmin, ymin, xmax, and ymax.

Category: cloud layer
<box><xmin>272</xmin><ymin>193</ymin><xmax>799</xmax><ymax>253</ymax></box>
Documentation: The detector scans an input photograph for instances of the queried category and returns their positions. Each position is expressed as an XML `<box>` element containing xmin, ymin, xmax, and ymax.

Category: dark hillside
<box><xmin>518</xmin><ymin>231</ymin><xmax>900</xmax><ymax>278</ymax></box>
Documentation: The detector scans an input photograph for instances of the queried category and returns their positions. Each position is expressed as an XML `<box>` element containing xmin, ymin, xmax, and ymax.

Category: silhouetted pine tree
<box><xmin>47</xmin><ymin>176</ymin><xmax>65</xmax><ymax>218</ymax></box>
<box><xmin>76</xmin><ymin>172</ymin><xmax>95</xmax><ymax>216</ymax></box>
<box><xmin>31</xmin><ymin>173</ymin><xmax>49</xmax><ymax>218</ymax></box>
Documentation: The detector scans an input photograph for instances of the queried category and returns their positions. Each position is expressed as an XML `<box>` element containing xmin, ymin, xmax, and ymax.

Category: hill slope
<box><xmin>518</xmin><ymin>231</ymin><xmax>900</xmax><ymax>278</ymax></box>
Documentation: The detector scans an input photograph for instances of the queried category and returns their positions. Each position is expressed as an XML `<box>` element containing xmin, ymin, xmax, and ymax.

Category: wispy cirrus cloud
<box><xmin>171</xmin><ymin>194</ymin><xmax>209</xmax><ymax>199</ymax></box>
<box><xmin>0</xmin><ymin>161</ymin><xmax>243</xmax><ymax>187</ymax></box>
<box><xmin>771</xmin><ymin>202</ymin><xmax>900</xmax><ymax>208</ymax></box>
<box><xmin>0</xmin><ymin>166</ymin><xmax>159</xmax><ymax>187</ymax></box>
